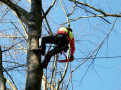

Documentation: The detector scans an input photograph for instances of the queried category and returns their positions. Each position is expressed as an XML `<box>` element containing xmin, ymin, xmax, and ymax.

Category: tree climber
<box><xmin>33</xmin><ymin>27</ymin><xmax>75</xmax><ymax>68</ymax></box>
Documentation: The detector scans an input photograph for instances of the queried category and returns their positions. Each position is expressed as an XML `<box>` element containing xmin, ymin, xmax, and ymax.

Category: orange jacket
<box><xmin>57</xmin><ymin>27</ymin><xmax>75</xmax><ymax>56</ymax></box>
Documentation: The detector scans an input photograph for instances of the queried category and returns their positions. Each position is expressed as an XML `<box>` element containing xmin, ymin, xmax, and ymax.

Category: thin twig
<box><xmin>72</xmin><ymin>17</ymin><xmax>117</xmax><ymax>72</ymax></box>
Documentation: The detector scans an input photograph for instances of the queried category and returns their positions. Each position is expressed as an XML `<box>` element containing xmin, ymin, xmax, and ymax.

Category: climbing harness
<box><xmin>57</xmin><ymin>51</ymin><xmax>73</xmax><ymax>63</ymax></box>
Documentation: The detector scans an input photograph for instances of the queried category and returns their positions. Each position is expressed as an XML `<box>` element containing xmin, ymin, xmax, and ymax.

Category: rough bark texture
<box><xmin>25</xmin><ymin>0</ymin><xmax>43</xmax><ymax>89</ymax></box>
<box><xmin>0</xmin><ymin>47</ymin><xmax>6</xmax><ymax>90</ymax></box>
<box><xmin>25</xmin><ymin>24</ymin><xmax>42</xmax><ymax>90</ymax></box>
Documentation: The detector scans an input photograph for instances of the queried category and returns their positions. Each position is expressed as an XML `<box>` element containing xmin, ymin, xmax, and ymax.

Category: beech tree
<box><xmin>0</xmin><ymin>0</ymin><xmax>121</xmax><ymax>90</ymax></box>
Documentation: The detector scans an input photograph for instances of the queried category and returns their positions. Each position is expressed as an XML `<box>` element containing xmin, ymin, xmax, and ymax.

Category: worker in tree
<box><xmin>33</xmin><ymin>27</ymin><xmax>75</xmax><ymax>68</ymax></box>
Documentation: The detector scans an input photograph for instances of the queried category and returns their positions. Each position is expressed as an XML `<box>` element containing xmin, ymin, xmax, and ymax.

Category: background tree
<box><xmin>0</xmin><ymin>0</ymin><xmax>121</xmax><ymax>90</ymax></box>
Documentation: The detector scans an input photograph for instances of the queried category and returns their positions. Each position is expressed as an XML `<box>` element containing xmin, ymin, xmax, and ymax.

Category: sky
<box><xmin>50</xmin><ymin>0</ymin><xmax>121</xmax><ymax>90</ymax></box>
<box><xmin>1</xmin><ymin>0</ymin><xmax>121</xmax><ymax>90</ymax></box>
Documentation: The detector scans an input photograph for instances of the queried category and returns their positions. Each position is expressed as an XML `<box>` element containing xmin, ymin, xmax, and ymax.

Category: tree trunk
<box><xmin>25</xmin><ymin>18</ymin><xmax>43</xmax><ymax>90</ymax></box>
<box><xmin>0</xmin><ymin>47</ymin><xmax>6</xmax><ymax>90</ymax></box>
<box><xmin>25</xmin><ymin>0</ymin><xmax>43</xmax><ymax>89</ymax></box>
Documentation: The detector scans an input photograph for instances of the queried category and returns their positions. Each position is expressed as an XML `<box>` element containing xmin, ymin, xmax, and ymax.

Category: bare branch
<box><xmin>11</xmin><ymin>39</ymin><xmax>27</xmax><ymax>54</ymax></box>
<box><xmin>11</xmin><ymin>21</ymin><xmax>27</xmax><ymax>41</ymax></box>
<box><xmin>0</xmin><ymin>36</ymin><xmax>26</xmax><ymax>38</ymax></box>
<box><xmin>4</xmin><ymin>77</ymin><xmax>17</xmax><ymax>90</ymax></box>
<box><xmin>42</xmin><ymin>73</ymin><xmax>57</xmax><ymax>90</ymax></box>
<box><xmin>1</xmin><ymin>45</ymin><xmax>27</xmax><ymax>50</ymax></box>
<box><xmin>56</xmin><ymin>45</ymin><xmax>70</xmax><ymax>89</ymax></box>
<box><xmin>60</xmin><ymin>0</ymin><xmax>70</xmax><ymax>27</ymax></box>
<box><xmin>70</xmin><ymin>0</ymin><xmax>106</xmax><ymax>15</ymax></box>
<box><xmin>0</xmin><ymin>46</ymin><xmax>6</xmax><ymax>90</ymax></box>
<box><xmin>2</xmin><ymin>40</ymin><xmax>25</xmax><ymax>52</ymax></box>
<box><xmin>61</xmin><ymin>14</ymin><xmax>121</xmax><ymax>25</ymax></box>
<box><xmin>1</xmin><ymin>0</ymin><xmax>29</xmax><ymax>24</ymax></box>
<box><xmin>75</xmin><ymin>4</ymin><xmax>111</xmax><ymax>24</ymax></box>
<box><xmin>67</xmin><ymin>5</ymin><xmax>76</xmax><ymax>16</ymax></box>
<box><xmin>3</xmin><ymin>67</ymin><xmax>17</xmax><ymax>90</ymax></box>
<box><xmin>72</xmin><ymin>17</ymin><xmax>117</xmax><ymax>72</ymax></box>
<box><xmin>18</xmin><ymin>18</ymin><xmax>28</xmax><ymax>39</ymax></box>
<box><xmin>42</xmin><ymin>0</ymin><xmax>56</xmax><ymax>19</ymax></box>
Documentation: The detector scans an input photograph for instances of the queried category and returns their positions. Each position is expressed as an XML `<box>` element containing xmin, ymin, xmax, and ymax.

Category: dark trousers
<box><xmin>40</xmin><ymin>34</ymin><xmax>69</xmax><ymax>68</ymax></box>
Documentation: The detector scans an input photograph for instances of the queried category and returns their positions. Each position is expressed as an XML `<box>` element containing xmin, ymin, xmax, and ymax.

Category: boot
<box><xmin>32</xmin><ymin>48</ymin><xmax>45</xmax><ymax>56</ymax></box>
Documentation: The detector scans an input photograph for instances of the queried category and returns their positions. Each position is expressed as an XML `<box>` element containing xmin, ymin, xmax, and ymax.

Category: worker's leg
<box><xmin>42</xmin><ymin>34</ymin><xmax>69</xmax><ymax>68</ymax></box>
<box><xmin>42</xmin><ymin>44</ymin><xmax>68</xmax><ymax>68</ymax></box>
<box><xmin>33</xmin><ymin>35</ymin><xmax>58</xmax><ymax>55</ymax></box>
<box><xmin>39</xmin><ymin>34</ymin><xmax>65</xmax><ymax>55</ymax></box>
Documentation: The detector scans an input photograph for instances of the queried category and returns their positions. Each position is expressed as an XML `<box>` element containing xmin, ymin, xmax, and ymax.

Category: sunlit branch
<box><xmin>70</xmin><ymin>0</ymin><xmax>106</xmax><ymax>15</ymax></box>
<box><xmin>67</xmin><ymin>5</ymin><xmax>76</xmax><ymax>16</ymax></box>
<box><xmin>0</xmin><ymin>36</ymin><xmax>25</xmax><ymax>38</ymax></box>
<box><xmin>3</xmin><ymin>67</ymin><xmax>17</xmax><ymax>90</ymax></box>
<box><xmin>56</xmin><ymin>45</ymin><xmax>70</xmax><ymax>89</ymax></box>
<box><xmin>66</xmin><ymin>71</ymin><xmax>72</xmax><ymax>90</ymax></box>
<box><xmin>1</xmin><ymin>0</ymin><xmax>29</xmax><ymax>24</ymax></box>
<box><xmin>60</xmin><ymin>0</ymin><xmax>70</xmax><ymax>27</ymax></box>
<box><xmin>50</xmin><ymin>55</ymin><xmax>58</xmax><ymax>85</ymax></box>
<box><xmin>18</xmin><ymin>18</ymin><xmax>28</xmax><ymax>39</ymax></box>
<box><xmin>0</xmin><ymin>7</ymin><xmax>10</xmax><ymax>22</ymax></box>
<box><xmin>1</xmin><ymin>45</ymin><xmax>27</xmax><ymax>50</ymax></box>
<box><xmin>42</xmin><ymin>73</ymin><xmax>56</xmax><ymax>90</ymax></box>
<box><xmin>4</xmin><ymin>77</ymin><xmax>17</xmax><ymax>90</ymax></box>
<box><xmin>2</xmin><ymin>40</ymin><xmax>25</xmax><ymax>52</ymax></box>
<box><xmin>11</xmin><ymin>39</ymin><xmax>27</xmax><ymax>54</ymax></box>
<box><xmin>61</xmin><ymin>14</ymin><xmax>120</xmax><ymax>25</ymax></box>
<box><xmin>75</xmin><ymin>4</ymin><xmax>111</xmax><ymax>24</ymax></box>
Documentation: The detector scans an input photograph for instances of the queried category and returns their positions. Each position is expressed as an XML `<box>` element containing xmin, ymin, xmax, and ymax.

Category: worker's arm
<box><xmin>70</xmin><ymin>38</ymin><xmax>75</xmax><ymax>59</ymax></box>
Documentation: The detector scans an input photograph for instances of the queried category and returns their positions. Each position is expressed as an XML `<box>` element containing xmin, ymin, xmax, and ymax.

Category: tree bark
<box><xmin>25</xmin><ymin>23</ymin><xmax>43</xmax><ymax>90</ymax></box>
<box><xmin>0</xmin><ymin>47</ymin><xmax>6</xmax><ymax>90</ymax></box>
<box><xmin>25</xmin><ymin>0</ymin><xmax>43</xmax><ymax>89</ymax></box>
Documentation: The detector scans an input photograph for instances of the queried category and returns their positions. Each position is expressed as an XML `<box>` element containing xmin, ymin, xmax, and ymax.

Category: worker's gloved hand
<box><xmin>69</xmin><ymin>56</ymin><xmax>74</xmax><ymax>62</ymax></box>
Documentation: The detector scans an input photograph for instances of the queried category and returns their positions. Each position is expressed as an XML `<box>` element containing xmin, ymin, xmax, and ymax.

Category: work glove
<box><xmin>69</xmin><ymin>56</ymin><xmax>74</xmax><ymax>62</ymax></box>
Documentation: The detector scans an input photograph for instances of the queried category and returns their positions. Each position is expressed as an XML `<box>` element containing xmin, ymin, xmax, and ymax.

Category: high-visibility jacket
<box><xmin>57</xmin><ymin>27</ymin><xmax>75</xmax><ymax>56</ymax></box>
